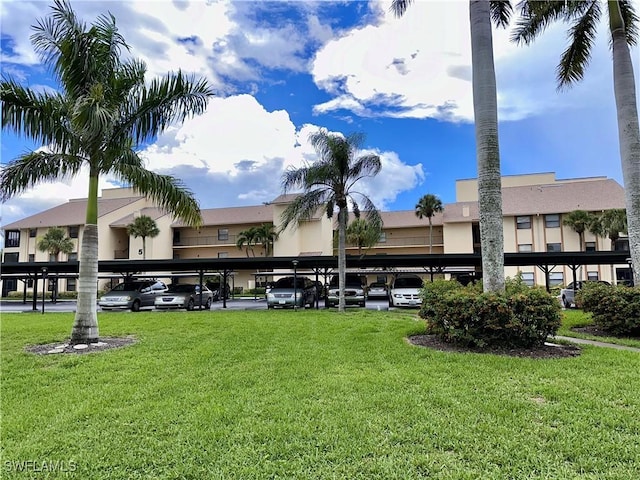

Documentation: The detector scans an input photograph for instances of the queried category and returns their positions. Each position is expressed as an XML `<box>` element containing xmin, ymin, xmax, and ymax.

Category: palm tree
<box><xmin>599</xmin><ymin>208</ymin><xmax>628</xmax><ymax>251</ymax></box>
<box><xmin>392</xmin><ymin>0</ymin><xmax>513</xmax><ymax>293</ymax></box>
<box><xmin>255</xmin><ymin>223</ymin><xmax>279</xmax><ymax>257</ymax></box>
<box><xmin>512</xmin><ymin>0</ymin><xmax>640</xmax><ymax>287</ymax></box>
<box><xmin>346</xmin><ymin>218</ymin><xmax>382</xmax><ymax>256</ymax></box>
<box><xmin>37</xmin><ymin>226</ymin><xmax>74</xmax><ymax>262</ymax></box>
<box><xmin>127</xmin><ymin>215</ymin><xmax>160</xmax><ymax>260</ymax></box>
<box><xmin>37</xmin><ymin>226</ymin><xmax>74</xmax><ymax>303</ymax></box>
<box><xmin>280</xmin><ymin>129</ymin><xmax>382</xmax><ymax>312</ymax></box>
<box><xmin>415</xmin><ymin>193</ymin><xmax>444</xmax><ymax>254</ymax></box>
<box><xmin>563</xmin><ymin>210</ymin><xmax>592</xmax><ymax>251</ymax></box>
<box><xmin>236</xmin><ymin>226</ymin><xmax>259</xmax><ymax>257</ymax></box>
<box><xmin>0</xmin><ymin>1</ymin><xmax>213</xmax><ymax>343</ymax></box>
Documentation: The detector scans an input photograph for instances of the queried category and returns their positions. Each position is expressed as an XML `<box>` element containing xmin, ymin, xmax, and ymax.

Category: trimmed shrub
<box><xmin>420</xmin><ymin>279</ymin><xmax>561</xmax><ymax>348</ymax></box>
<box><xmin>576</xmin><ymin>283</ymin><xmax>640</xmax><ymax>336</ymax></box>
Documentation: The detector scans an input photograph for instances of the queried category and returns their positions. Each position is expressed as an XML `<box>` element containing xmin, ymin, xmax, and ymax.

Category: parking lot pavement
<box><xmin>2</xmin><ymin>298</ymin><xmax>404</xmax><ymax>313</ymax></box>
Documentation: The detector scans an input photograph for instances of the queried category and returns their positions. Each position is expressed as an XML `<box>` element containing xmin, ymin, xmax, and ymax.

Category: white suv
<box><xmin>389</xmin><ymin>275</ymin><xmax>424</xmax><ymax>308</ymax></box>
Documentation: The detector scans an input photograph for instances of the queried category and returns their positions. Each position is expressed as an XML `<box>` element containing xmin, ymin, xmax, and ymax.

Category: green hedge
<box><xmin>419</xmin><ymin>278</ymin><xmax>561</xmax><ymax>348</ymax></box>
<box><xmin>576</xmin><ymin>283</ymin><xmax>640</xmax><ymax>336</ymax></box>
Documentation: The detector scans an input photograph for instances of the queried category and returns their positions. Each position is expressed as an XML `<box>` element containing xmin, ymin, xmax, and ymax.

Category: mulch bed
<box><xmin>408</xmin><ymin>334</ymin><xmax>581</xmax><ymax>359</ymax></box>
<box><xmin>26</xmin><ymin>336</ymin><xmax>137</xmax><ymax>355</ymax></box>
<box><xmin>572</xmin><ymin>325</ymin><xmax>639</xmax><ymax>339</ymax></box>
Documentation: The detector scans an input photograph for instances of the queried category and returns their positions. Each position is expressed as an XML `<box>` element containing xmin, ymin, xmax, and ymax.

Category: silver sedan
<box><xmin>155</xmin><ymin>284</ymin><xmax>213</xmax><ymax>310</ymax></box>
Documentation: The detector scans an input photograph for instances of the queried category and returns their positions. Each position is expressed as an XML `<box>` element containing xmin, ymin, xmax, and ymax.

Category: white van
<box><xmin>389</xmin><ymin>275</ymin><xmax>423</xmax><ymax>308</ymax></box>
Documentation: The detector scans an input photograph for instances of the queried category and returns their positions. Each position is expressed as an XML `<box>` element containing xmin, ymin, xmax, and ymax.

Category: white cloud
<box><xmin>310</xmin><ymin>0</ymin><xmax>627</xmax><ymax>123</ymax></box>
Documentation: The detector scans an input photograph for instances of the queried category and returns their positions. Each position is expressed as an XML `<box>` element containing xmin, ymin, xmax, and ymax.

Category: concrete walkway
<box><xmin>552</xmin><ymin>335</ymin><xmax>640</xmax><ymax>353</ymax></box>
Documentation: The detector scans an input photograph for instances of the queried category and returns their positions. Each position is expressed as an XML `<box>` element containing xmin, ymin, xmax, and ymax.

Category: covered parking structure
<box><xmin>1</xmin><ymin>251</ymin><xmax>632</xmax><ymax>311</ymax></box>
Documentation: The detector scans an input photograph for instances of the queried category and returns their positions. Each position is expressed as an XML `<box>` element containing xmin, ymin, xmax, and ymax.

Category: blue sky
<box><xmin>1</xmin><ymin>0</ymin><xmax>637</xmax><ymax>230</ymax></box>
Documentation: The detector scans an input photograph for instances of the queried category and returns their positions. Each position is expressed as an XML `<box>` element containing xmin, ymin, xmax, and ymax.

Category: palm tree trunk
<box><xmin>428</xmin><ymin>217</ymin><xmax>433</xmax><ymax>254</ymax></box>
<box><xmin>609</xmin><ymin>0</ymin><xmax>640</xmax><ymax>287</ymax></box>
<box><xmin>71</xmin><ymin>173</ymin><xmax>100</xmax><ymax>343</ymax></box>
<box><xmin>338</xmin><ymin>207</ymin><xmax>347</xmax><ymax>312</ymax></box>
<box><xmin>142</xmin><ymin>236</ymin><xmax>146</xmax><ymax>260</ymax></box>
<box><xmin>470</xmin><ymin>0</ymin><xmax>505</xmax><ymax>293</ymax></box>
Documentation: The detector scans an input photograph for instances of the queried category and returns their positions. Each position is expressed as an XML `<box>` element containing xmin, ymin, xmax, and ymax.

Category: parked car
<box><xmin>560</xmin><ymin>280</ymin><xmax>610</xmax><ymax>308</ymax></box>
<box><xmin>389</xmin><ymin>274</ymin><xmax>423</xmax><ymax>308</ymax></box>
<box><xmin>154</xmin><ymin>284</ymin><xmax>213</xmax><ymax>310</ymax></box>
<box><xmin>326</xmin><ymin>274</ymin><xmax>367</xmax><ymax>308</ymax></box>
<box><xmin>206</xmin><ymin>280</ymin><xmax>230</xmax><ymax>301</ymax></box>
<box><xmin>367</xmin><ymin>281</ymin><xmax>389</xmax><ymax>299</ymax></box>
<box><xmin>99</xmin><ymin>280</ymin><xmax>167</xmax><ymax>311</ymax></box>
<box><xmin>266</xmin><ymin>276</ymin><xmax>316</xmax><ymax>309</ymax></box>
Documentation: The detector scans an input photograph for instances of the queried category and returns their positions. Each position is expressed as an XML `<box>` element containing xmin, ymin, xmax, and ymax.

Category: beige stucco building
<box><xmin>1</xmin><ymin>172</ymin><xmax>632</xmax><ymax>295</ymax></box>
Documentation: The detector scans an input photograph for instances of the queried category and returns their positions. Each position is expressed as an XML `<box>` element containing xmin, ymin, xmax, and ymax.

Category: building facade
<box><xmin>1</xmin><ymin>173</ymin><xmax>632</xmax><ymax>295</ymax></box>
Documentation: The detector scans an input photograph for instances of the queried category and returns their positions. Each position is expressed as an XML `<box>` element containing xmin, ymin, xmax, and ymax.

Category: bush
<box><xmin>420</xmin><ymin>279</ymin><xmax>561</xmax><ymax>348</ymax></box>
<box><xmin>576</xmin><ymin>283</ymin><xmax>640</xmax><ymax>336</ymax></box>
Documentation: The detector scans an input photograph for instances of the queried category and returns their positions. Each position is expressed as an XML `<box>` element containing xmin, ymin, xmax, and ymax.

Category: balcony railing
<box><xmin>174</xmin><ymin>235</ymin><xmax>238</xmax><ymax>247</ymax></box>
<box><xmin>363</xmin><ymin>235</ymin><xmax>444</xmax><ymax>248</ymax></box>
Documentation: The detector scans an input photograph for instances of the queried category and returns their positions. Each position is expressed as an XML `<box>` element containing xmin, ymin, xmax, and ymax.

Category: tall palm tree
<box><xmin>255</xmin><ymin>223</ymin><xmax>279</xmax><ymax>257</ymax></box>
<box><xmin>280</xmin><ymin>129</ymin><xmax>382</xmax><ymax>312</ymax></box>
<box><xmin>0</xmin><ymin>1</ymin><xmax>213</xmax><ymax>343</ymax></box>
<box><xmin>563</xmin><ymin>210</ymin><xmax>592</xmax><ymax>251</ymax></box>
<box><xmin>346</xmin><ymin>218</ymin><xmax>382</xmax><ymax>256</ymax></box>
<box><xmin>415</xmin><ymin>193</ymin><xmax>444</xmax><ymax>254</ymax></box>
<box><xmin>236</xmin><ymin>226</ymin><xmax>259</xmax><ymax>257</ymax></box>
<box><xmin>126</xmin><ymin>215</ymin><xmax>160</xmax><ymax>260</ymax></box>
<box><xmin>512</xmin><ymin>0</ymin><xmax>640</xmax><ymax>287</ymax></box>
<box><xmin>392</xmin><ymin>0</ymin><xmax>512</xmax><ymax>292</ymax></box>
<box><xmin>37</xmin><ymin>226</ymin><xmax>74</xmax><ymax>262</ymax></box>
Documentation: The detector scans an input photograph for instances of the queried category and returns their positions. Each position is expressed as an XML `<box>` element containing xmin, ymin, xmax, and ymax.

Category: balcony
<box><xmin>174</xmin><ymin>235</ymin><xmax>238</xmax><ymax>247</ymax></box>
<box><xmin>114</xmin><ymin>249</ymin><xmax>129</xmax><ymax>259</ymax></box>
<box><xmin>373</xmin><ymin>234</ymin><xmax>444</xmax><ymax>248</ymax></box>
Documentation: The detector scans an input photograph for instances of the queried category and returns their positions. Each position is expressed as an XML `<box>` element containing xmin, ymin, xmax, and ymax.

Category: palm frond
<box><xmin>557</xmin><ymin>1</ymin><xmax>601</xmax><ymax>88</ymax></box>
<box><xmin>618</xmin><ymin>0</ymin><xmax>639</xmax><ymax>45</ymax></box>
<box><xmin>281</xmin><ymin>165</ymin><xmax>310</xmax><ymax>193</ymax></box>
<box><xmin>0</xmin><ymin>80</ymin><xmax>77</xmax><ymax>150</ymax></box>
<box><xmin>279</xmin><ymin>189</ymin><xmax>330</xmax><ymax>230</ymax></box>
<box><xmin>390</xmin><ymin>0</ymin><xmax>413</xmax><ymax>18</ymax></box>
<box><xmin>512</xmin><ymin>0</ymin><xmax>570</xmax><ymax>44</ymax></box>
<box><xmin>0</xmin><ymin>151</ymin><xmax>84</xmax><ymax>201</ymax></box>
<box><xmin>490</xmin><ymin>1</ymin><xmax>513</xmax><ymax>29</ymax></box>
<box><xmin>346</xmin><ymin>154</ymin><xmax>382</xmax><ymax>191</ymax></box>
<box><xmin>118</xmin><ymin>71</ymin><xmax>214</xmax><ymax>145</ymax></box>
<box><xmin>113</xmin><ymin>160</ymin><xmax>202</xmax><ymax>227</ymax></box>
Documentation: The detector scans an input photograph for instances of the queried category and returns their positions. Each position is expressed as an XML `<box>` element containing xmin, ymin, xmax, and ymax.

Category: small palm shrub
<box><xmin>420</xmin><ymin>277</ymin><xmax>561</xmax><ymax>348</ymax></box>
<box><xmin>576</xmin><ymin>283</ymin><xmax>640</xmax><ymax>336</ymax></box>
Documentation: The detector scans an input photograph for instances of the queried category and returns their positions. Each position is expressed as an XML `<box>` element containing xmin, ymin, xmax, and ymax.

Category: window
<box><xmin>173</xmin><ymin>230</ymin><xmax>181</xmax><ymax>245</ymax></box>
<box><xmin>378</xmin><ymin>232</ymin><xmax>387</xmax><ymax>243</ymax></box>
<box><xmin>546</xmin><ymin>243</ymin><xmax>562</xmax><ymax>253</ymax></box>
<box><xmin>29</xmin><ymin>229</ymin><xmax>37</xmax><ymax>238</ymax></box>
<box><xmin>520</xmin><ymin>272</ymin><xmax>534</xmax><ymax>286</ymax></box>
<box><xmin>516</xmin><ymin>216</ymin><xmax>531</xmax><ymax>229</ymax></box>
<box><xmin>218</xmin><ymin>229</ymin><xmax>229</xmax><ymax>241</ymax></box>
<box><xmin>28</xmin><ymin>254</ymin><xmax>35</xmax><ymax>263</ymax></box>
<box><xmin>585</xmin><ymin>241</ymin><xmax>596</xmax><ymax>252</ymax></box>
<box><xmin>218</xmin><ymin>252</ymin><xmax>228</xmax><ymax>258</ymax></box>
<box><xmin>518</xmin><ymin>244</ymin><xmax>532</xmax><ymax>253</ymax></box>
<box><xmin>5</xmin><ymin>230</ymin><xmax>20</xmax><ymax>247</ymax></box>
<box><xmin>587</xmin><ymin>271</ymin><xmax>599</xmax><ymax>281</ymax></box>
<box><xmin>68</xmin><ymin>252</ymin><xmax>78</xmax><ymax>262</ymax></box>
<box><xmin>4</xmin><ymin>252</ymin><xmax>19</xmax><ymax>262</ymax></box>
<box><xmin>67</xmin><ymin>278</ymin><xmax>76</xmax><ymax>292</ymax></box>
<box><xmin>68</xmin><ymin>226</ymin><xmax>79</xmax><ymax>238</ymax></box>
<box><xmin>614</xmin><ymin>238</ymin><xmax>629</xmax><ymax>251</ymax></box>
<box><xmin>545</xmin><ymin>214</ymin><xmax>560</xmax><ymax>228</ymax></box>
<box><xmin>549</xmin><ymin>272</ymin><xmax>564</xmax><ymax>286</ymax></box>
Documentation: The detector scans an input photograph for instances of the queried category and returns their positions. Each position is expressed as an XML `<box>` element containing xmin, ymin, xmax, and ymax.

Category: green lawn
<box><xmin>2</xmin><ymin>310</ymin><xmax>639</xmax><ymax>479</ymax></box>
<box><xmin>558</xmin><ymin>310</ymin><xmax>640</xmax><ymax>349</ymax></box>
